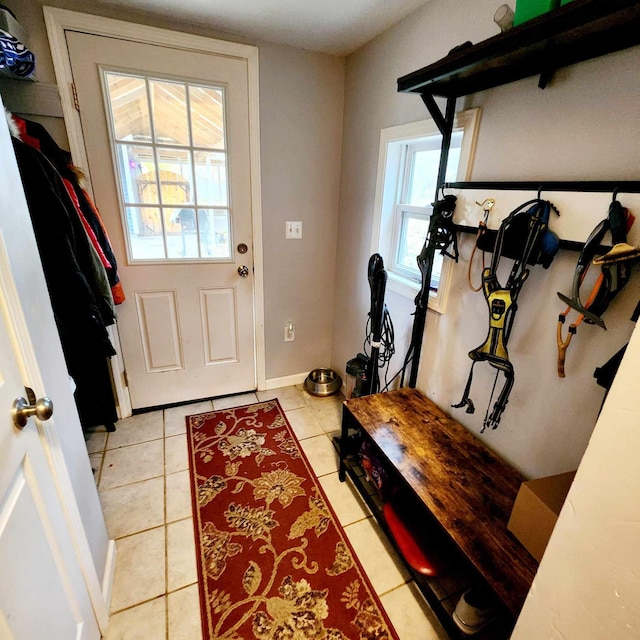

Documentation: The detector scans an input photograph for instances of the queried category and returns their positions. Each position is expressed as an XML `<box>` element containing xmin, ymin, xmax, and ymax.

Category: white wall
<box><xmin>513</xmin><ymin>320</ymin><xmax>640</xmax><ymax>639</ymax></box>
<box><xmin>332</xmin><ymin>0</ymin><xmax>640</xmax><ymax>479</ymax></box>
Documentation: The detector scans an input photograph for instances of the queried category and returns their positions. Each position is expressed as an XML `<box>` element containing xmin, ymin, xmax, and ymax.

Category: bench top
<box><xmin>344</xmin><ymin>388</ymin><xmax>537</xmax><ymax>614</ymax></box>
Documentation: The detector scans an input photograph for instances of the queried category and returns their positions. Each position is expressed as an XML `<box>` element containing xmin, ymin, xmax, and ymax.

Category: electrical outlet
<box><xmin>284</xmin><ymin>321</ymin><xmax>295</xmax><ymax>342</ymax></box>
<box><xmin>285</xmin><ymin>221</ymin><xmax>302</xmax><ymax>239</ymax></box>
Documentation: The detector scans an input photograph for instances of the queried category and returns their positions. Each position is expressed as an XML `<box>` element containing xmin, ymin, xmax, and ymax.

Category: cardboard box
<box><xmin>507</xmin><ymin>471</ymin><xmax>576</xmax><ymax>562</ymax></box>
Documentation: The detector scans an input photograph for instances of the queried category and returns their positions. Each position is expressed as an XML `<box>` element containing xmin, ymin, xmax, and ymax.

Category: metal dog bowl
<box><xmin>304</xmin><ymin>368</ymin><xmax>342</xmax><ymax>397</ymax></box>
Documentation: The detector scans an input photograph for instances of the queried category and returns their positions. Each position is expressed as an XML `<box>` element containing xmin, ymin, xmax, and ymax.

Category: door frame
<box><xmin>43</xmin><ymin>7</ymin><xmax>267</xmax><ymax>415</ymax></box>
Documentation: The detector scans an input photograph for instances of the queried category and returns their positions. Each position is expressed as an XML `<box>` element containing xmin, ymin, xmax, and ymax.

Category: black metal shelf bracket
<box><xmin>421</xmin><ymin>94</ymin><xmax>457</xmax><ymax>200</ymax></box>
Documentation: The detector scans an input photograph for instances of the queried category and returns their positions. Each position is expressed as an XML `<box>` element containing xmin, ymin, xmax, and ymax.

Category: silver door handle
<box><xmin>12</xmin><ymin>396</ymin><xmax>54</xmax><ymax>429</ymax></box>
<box><xmin>237</xmin><ymin>265</ymin><xmax>249</xmax><ymax>278</ymax></box>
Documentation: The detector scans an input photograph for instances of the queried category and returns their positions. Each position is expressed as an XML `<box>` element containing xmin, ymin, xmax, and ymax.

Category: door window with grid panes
<box><xmin>103</xmin><ymin>71</ymin><xmax>231</xmax><ymax>262</ymax></box>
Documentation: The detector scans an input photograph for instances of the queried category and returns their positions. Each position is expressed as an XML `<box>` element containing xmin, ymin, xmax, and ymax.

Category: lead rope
<box><xmin>482</xmin><ymin>370</ymin><xmax>501</xmax><ymax>433</ymax></box>
<box><xmin>467</xmin><ymin>242</ymin><xmax>484</xmax><ymax>292</ymax></box>
<box><xmin>468</xmin><ymin>199</ymin><xmax>495</xmax><ymax>292</ymax></box>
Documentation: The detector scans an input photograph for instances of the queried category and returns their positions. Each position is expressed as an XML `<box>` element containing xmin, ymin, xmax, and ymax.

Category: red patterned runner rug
<box><xmin>186</xmin><ymin>400</ymin><xmax>400</xmax><ymax>640</ymax></box>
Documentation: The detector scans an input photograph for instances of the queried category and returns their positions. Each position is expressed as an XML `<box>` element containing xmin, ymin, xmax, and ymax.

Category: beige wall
<box><xmin>7</xmin><ymin>0</ymin><xmax>640</xmax><ymax>634</ymax></box>
<box><xmin>333</xmin><ymin>0</ymin><xmax>640</xmax><ymax>479</ymax></box>
<box><xmin>4</xmin><ymin>0</ymin><xmax>345</xmax><ymax>382</ymax></box>
<box><xmin>258</xmin><ymin>44</ymin><xmax>344</xmax><ymax>379</ymax></box>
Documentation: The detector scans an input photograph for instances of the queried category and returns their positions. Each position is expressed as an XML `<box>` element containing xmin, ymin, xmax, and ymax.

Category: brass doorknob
<box><xmin>12</xmin><ymin>396</ymin><xmax>54</xmax><ymax>429</ymax></box>
<box><xmin>237</xmin><ymin>265</ymin><xmax>249</xmax><ymax>278</ymax></box>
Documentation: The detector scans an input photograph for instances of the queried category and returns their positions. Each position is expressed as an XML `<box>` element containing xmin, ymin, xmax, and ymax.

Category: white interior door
<box><xmin>67</xmin><ymin>31</ymin><xmax>257</xmax><ymax>409</ymax></box>
<box><xmin>0</xmin><ymin>178</ymin><xmax>100</xmax><ymax>639</ymax></box>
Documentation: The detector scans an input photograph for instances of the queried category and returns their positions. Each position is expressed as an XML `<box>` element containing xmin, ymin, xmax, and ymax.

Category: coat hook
<box><xmin>612</xmin><ymin>187</ymin><xmax>620</xmax><ymax>203</ymax></box>
<box><xmin>475</xmin><ymin>198</ymin><xmax>496</xmax><ymax>216</ymax></box>
<box><xmin>537</xmin><ymin>185</ymin><xmax>544</xmax><ymax>200</ymax></box>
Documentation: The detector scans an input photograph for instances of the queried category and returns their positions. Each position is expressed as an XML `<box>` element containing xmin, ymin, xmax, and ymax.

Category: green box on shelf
<box><xmin>514</xmin><ymin>0</ymin><xmax>560</xmax><ymax>26</ymax></box>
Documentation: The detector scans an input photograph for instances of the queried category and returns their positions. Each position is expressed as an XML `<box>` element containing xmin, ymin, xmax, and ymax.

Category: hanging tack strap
<box><xmin>453</xmin><ymin>198</ymin><xmax>558</xmax><ymax>430</ymax></box>
<box><xmin>556</xmin><ymin>272</ymin><xmax>605</xmax><ymax>377</ymax></box>
<box><xmin>468</xmin><ymin>198</ymin><xmax>495</xmax><ymax>292</ymax></box>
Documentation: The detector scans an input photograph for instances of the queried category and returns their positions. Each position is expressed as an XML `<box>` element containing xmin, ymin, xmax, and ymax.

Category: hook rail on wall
<box><xmin>443</xmin><ymin>181</ymin><xmax>640</xmax><ymax>194</ymax></box>
<box><xmin>446</xmin><ymin>181</ymin><xmax>640</xmax><ymax>252</ymax></box>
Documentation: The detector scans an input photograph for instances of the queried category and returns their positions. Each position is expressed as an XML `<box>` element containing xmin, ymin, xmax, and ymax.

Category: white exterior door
<box><xmin>67</xmin><ymin>30</ymin><xmax>257</xmax><ymax>409</ymax></box>
<box><xmin>0</xmin><ymin>116</ymin><xmax>100</xmax><ymax>639</ymax></box>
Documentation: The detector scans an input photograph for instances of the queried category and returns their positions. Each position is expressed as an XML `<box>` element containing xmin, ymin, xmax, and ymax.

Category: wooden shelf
<box><xmin>397</xmin><ymin>0</ymin><xmax>640</xmax><ymax>98</ymax></box>
<box><xmin>335</xmin><ymin>436</ymin><xmax>512</xmax><ymax>640</ymax></box>
<box><xmin>339</xmin><ymin>389</ymin><xmax>538</xmax><ymax>620</ymax></box>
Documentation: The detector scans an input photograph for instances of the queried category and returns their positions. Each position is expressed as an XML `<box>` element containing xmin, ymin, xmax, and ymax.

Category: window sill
<box><xmin>387</xmin><ymin>271</ymin><xmax>419</xmax><ymax>298</ymax></box>
<box><xmin>387</xmin><ymin>271</ymin><xmax>446</xmax><ymax>314</ymax></box>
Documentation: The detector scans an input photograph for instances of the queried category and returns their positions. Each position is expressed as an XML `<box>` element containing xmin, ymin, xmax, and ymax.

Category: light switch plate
<box><xmin>285</xmin><ymin>221</ymin><xmax>302</xmax><ymax>239</ymax></box>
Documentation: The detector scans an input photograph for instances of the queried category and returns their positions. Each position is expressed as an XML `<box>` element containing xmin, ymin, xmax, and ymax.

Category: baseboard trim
<box><xmin>261</xmin><ymin>372</ymin><xmax>309</xmax><ymax>391</ymax></box>
<box><xmin>101</xmin><ymin>539</ymin><xmax>117</xmax><ymax>619</ymax></box>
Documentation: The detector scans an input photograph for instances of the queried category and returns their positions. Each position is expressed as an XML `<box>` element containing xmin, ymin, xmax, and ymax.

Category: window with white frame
<box><xmin>372</xmin><ymin>109</ymin><xmax>480</xmax><ymax>313</ymax></box>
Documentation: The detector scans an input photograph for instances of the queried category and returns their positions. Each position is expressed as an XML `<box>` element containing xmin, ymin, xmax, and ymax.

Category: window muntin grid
<box><xmin>103</xmin><ymin>71</ymin><xmax>231</xmax><ymax>262</ymax></box>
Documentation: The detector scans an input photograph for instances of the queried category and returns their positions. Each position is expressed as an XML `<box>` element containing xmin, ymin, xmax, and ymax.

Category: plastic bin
<box><xmin>514</xmin><ymin>0</ymin><xmax>560</xmax><ymax>26</ymax></box>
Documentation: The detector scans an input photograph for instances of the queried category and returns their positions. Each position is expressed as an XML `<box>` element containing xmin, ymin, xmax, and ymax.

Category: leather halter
<box><xmin>453</xmin><ymin>199</ymin><xmax>558</xmax><ymax>431</ymax></box>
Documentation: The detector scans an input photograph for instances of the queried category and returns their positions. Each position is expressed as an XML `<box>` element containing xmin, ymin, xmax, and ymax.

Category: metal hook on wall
<box><xmin>612</xmin><ymin>187</ymin><xmax>620</xmax><ymax>203</ymax></box>
<box><xmin>439</xmin><ymin>182</ymin><xmax>453</xmax><ymax>200</ymax></box>
<box><xmin>475</xmin><ymin>198</ymin><xmax>496</xmax><ymax>226</ymax></box>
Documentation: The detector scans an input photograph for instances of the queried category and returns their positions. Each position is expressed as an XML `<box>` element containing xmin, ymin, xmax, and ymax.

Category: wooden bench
<box><xmin>338</xmin><ymin>388</ymin><xmax>538</xmax><ymax>637</ymax></box>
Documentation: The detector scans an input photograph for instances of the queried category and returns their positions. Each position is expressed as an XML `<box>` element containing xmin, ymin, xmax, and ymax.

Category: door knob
<box><xmin>12</xmin><ymin>396</ymin><xmax>54</xmax><ymax>429</ymax></box>
<box><xmin>237</xmin><ymin>265</ymin><xmax>249</xmax><ymax>278</ymax></box>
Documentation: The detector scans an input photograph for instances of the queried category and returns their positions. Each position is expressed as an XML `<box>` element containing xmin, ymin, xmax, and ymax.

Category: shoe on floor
<box><xmin>452</xmin><ymin>587</ymin><xmax>499</xmax><ymax>635</ymax></box>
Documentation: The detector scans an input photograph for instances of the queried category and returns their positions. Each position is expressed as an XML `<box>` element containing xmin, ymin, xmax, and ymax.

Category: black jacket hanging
<box><xmin>12</xmin><ymin>137</ymin><xmax>117</xmax><ymax>430</ymax></box>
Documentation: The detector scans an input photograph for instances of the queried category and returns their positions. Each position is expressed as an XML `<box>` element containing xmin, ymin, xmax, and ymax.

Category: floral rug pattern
<box><xmin>186</xmin><ymin>400</ymin><xmax>399</xmax><ymax>640</ymax></box>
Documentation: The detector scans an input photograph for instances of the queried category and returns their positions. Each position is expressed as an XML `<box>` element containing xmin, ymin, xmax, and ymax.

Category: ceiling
<box><xmin>92</xmin><ymin>0</ymin><xmax>431</xmax><ymax>56</ymax></box>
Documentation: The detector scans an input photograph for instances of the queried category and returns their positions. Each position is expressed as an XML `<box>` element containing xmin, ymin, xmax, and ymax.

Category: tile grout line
<box><xmin>103</xmin><ymin>433</ymin><xmax>166</xmax><ymax>452</ymax></box>
<box><xmin>99</xmin><ymin>472</ymin><xmax>165</xmax><ymax>493</ymax></box>
<box><xmin>96</xmin><ymin>432</ymin><xmax>111</xmax><ymax>487</ymax></box>
<box><xmin>378</xmin><ymin>578</ymin><xmax>415</xmax><ymax>599</ymax></box>
<box><xmin>109</xmin><ymin>593</ymin><xmax>166</xmax><ymax>617</ymax></box>
<box><xmin>107</xmin><ymin>523</ymin><xmax>164</xmax><ymax>543</ymax></box>
<box><xmin>99</xmin><ymin>474</ymin><xmax>165</xmax><ymax>493</ymax></box>
<box><xmin>90</xmin><ymin>451</ymin><xmax>105</xmax><ymax>488</ymax></box>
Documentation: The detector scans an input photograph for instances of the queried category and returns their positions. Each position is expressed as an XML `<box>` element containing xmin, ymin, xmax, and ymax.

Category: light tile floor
<box><xmin>86</xmin><ymin>385</ymin><xmax>447</xmax><ymax>639</ymax></box>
